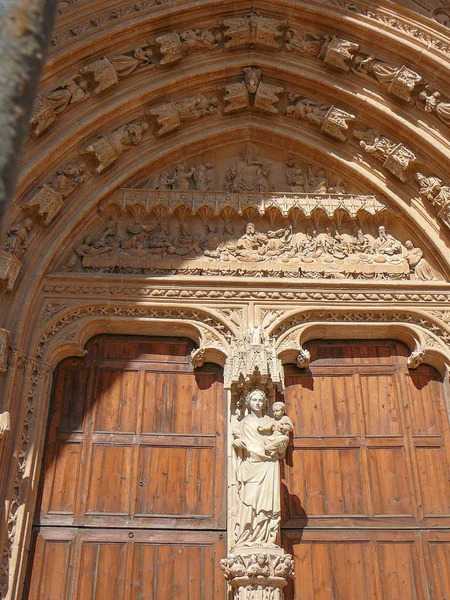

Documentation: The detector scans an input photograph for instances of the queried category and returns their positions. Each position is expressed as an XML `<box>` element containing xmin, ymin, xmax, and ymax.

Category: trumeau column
<box><xmin>222</xmin><ymin>327</ymin><xmax>295</xmax><ymax>599</ymax></box>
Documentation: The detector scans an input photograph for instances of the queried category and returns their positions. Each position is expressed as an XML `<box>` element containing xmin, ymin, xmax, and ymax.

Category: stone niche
<box><xmin>56</xmin><ymin>145</ymin><xmax>444</xmax><ymax>282</ymax></box>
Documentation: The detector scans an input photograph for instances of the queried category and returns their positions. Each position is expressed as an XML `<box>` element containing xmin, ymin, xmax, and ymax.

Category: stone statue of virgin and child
<box><xmin>232</xmin><ymin>389</ymin><xmax>293</xmax><ymax>548</ymax></box>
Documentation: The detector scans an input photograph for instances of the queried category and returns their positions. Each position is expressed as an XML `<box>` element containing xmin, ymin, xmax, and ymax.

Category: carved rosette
<box><xmin>221</xmin><ymin>551</ymin><xmax>295</xmax><ymax>600</ymax></box>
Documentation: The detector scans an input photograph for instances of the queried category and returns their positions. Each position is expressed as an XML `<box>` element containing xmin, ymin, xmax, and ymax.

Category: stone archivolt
<box><xmin>31</xmin><ymin>8</ymin><xmax>450</xmax><ymax>138</ymax></box>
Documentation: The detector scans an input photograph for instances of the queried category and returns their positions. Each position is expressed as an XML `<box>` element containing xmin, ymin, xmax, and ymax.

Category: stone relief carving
<box><xmin>157</xmin><ymin>28</ymin><xmax>221</xmax><ymax>64</ymax></box>
<box><xmin>0</xmin><ymin>328</ymin><xmax>11</xmax><ymax>372</ymax></box>
<box><xmin>416</xmin><ymin>172</ymin><xmax>450</xmax><ymax>230</ymax></box>
<box><xmin>42</xmin><ymin>284</ymin><xmax>450</xmax><ymax>304</ymax></box>
<box><xmin>147</xmin><ymin>93</ymin><xmax>219</xmax><ymax>136</ymax></box>
<box><xmin>224</xmin><ymin>328</ymin><xmax>284</xmax><ymax>389</ymax></box>
<box><xmin>31</xmin><ymin>52</ymin><xmax>154</xmax><ymax>137</ymax></box>
<box><xmin>284</xmin><ymin>93</ymin><xmax>355</xmax><ymax>142</ymax></box>
<box><xmin>26</xmin><ymin>161</ymin><xmax>88</xmax><ymax>226</ymax></box>
<box><xmin>62</xmin><ymin>208</ymin><xmax>440</xmax><ymax>281</ymax></box>
<box><xmin>353</xmin><ymin>55</ymin><xmax>422</xmax><ymax>102</ymax></box>
<box><xmin>323</xmin><ymin>36</ymin><xmax>360</xmax><ymax>71</ymax></box>
<box><xmin>0</xmin><ymin>219</ymin><xmax>34</xmax><ymax>292</ymax></box>
<box><xmin>221</xmin><ymin>9</ymin><xmax>287</xmax><ymax>49</ymax></box>
<box><xmin>223</xmin><ymin>67</ymin><xmax>283</xmax><ymax>114</ymax></box>
<box><xmin>36</xmin><ymin>9</ymin><xmax>448</xmax><ymax>140</ymax></box>
<box><xmin>285</xmin><ymin>160</ymin><xmax>348</xmax><ymax>193</ymax></box>
<box><xmin>285</xmin><ymin>28</ymin><xmax>329</xmax><ymax>56</ymax></box>
<box><xmin>224</xmin><ymin>144</ymin><xmax>273</xmax><ymax>192</ymax></box>
<box><xmin>148</xmin><ymin>162</ymin><xmax>214</xmax><ymax>190</ymax></box>
<box><xmin>79</xmin><ymin>120</ymin><xmax>149</xmax><ymax>173</ymax></box>
<box><xmin>353</xmin><ymin>128</ymin><xmax>418</xmax><ymax>182</ymax></box>
<box><xmin>417</xmin><ymin>87</ymin><xmax>450</xmax><ymax>126</ymax></box>
<box><xmin>51</xmin><ymin>0</ymin><xmax>170</xmax><ymax>46</ymax></box>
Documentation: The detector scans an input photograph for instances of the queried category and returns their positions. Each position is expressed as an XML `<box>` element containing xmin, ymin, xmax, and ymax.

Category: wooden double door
<box><xmin>25</xmin><ymin>336</ymin><xmax>226</xmax><ymax>599</ymax></box>
<box><xmin>25</xmin><ymin>336</ymin><xmax>450</xmax><ymax>598</ymax></box>
<box><xmin>282</xmin><ymin>340</ymin><xmax>450</xmax><ymax>599</ymax></box>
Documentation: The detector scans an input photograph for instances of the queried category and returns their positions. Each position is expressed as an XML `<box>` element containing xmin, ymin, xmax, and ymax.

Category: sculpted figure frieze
<box><xmin>157</xmin><ymin>28</ymin><xmax>221</xmax><ymax>64</ymax></box>
<box><xmin>60</xmin><ymin>206</ymin><xmax>441</xmax><ymax>281</ymax></box>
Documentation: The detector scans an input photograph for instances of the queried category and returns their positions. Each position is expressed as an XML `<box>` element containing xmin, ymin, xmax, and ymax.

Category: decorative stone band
<box><xmin>111</xmin><ymin>189</ymin><xmax>385</xmax><ymax>218</ymax></box>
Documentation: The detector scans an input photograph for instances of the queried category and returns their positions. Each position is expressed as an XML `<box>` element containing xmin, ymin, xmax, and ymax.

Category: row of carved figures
<box><xmin>40</xmin><ymin>8</ymin><xmax>450</xmax><ymax>138</ymax></box>
<box><xmin>147</xmin><ymin>151</ymin><xmax>348</xmax><ymax>194</ymax></box>
<box><xmin>59</xmin><ymin>218</ymin><xmax>438</xmax><ymax>281</ymax></box>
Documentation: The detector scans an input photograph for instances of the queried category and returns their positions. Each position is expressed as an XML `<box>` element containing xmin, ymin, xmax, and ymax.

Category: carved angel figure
<box><xmin>4</xmin><ymin>218</ymin><xmax>33</xmax><ymax>260</ymax></box>
<box><xmin>232</xmin><ymin>389</ymin><xmax>291</xmax><ymax>547</ymax></box>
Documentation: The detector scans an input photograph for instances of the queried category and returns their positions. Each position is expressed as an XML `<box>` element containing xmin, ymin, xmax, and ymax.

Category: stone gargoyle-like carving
<box><xmin>79</xmin><ymin>120</ymin><xmax>148</xmax><ymax>173</ymax></box>
<box><xmin>221</xmin><ymin>9</ymin><xmax>287</xmax><ymax>49</ymax></box>
<box><xmin>147</xmin><ymin>93</ymin><xmax>219</xmax><ymax>135</ymax></box>
<box><xmin>26</xmin><ymin>161</ymin><xmax>88</xmax><ymax>226</ymax></box>
<box><xmin>353</xmin><ymin>128</ymin><xmax>417</xmax><ymax>181</ymax></box>
<box><xmin>296</xmin><ymin>347</ymin><xmax>311</xmax><ymax>368</ymax></box>
<box><xmin>407</xmin><ymin>347</ymin><xmax>425</xmax><ymax>370</ymax></box>
<box><xmin>285</xmin><ymin>93</ymin><xmax>355</xmax><ymax>142</ymax></box>
<box><xmin>157</xmin><ymin>28</ymin><xmax>220</xmax><ymax>64</ymax></box>
<box><xmin>190</xmin><ymin>347</ymin><xmax>206</xmax><ymax>368</ymax></box>
<box><xmin>223</xmin><ymin>67</ymin><xmax>283</xmax><ymax>114</ymax></box>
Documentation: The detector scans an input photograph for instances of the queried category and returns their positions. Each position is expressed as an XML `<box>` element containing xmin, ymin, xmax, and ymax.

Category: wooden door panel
<box><xmin>137</xmin><ymin>446</ymin><xmax>214</xmax><ymax>517</ymax></box>
<box><xmin>93</xmin><ymin>368</ymin><xmax>140</xmax><ymax>433</ymax></box>
<box><xmin>424</xmin><ymin>534</ymin><xmax>450</xmax><ymax>598</ymax></box>
<box><xmin>86</xmin><ymin>444</ymin><xmax>133</xmax><ymax>514</ymax></box>
<box><xmin>288</xmin><ymin>448</ymin><xmax>365</xmax><ymax>516</ymax></box>
<box><xmin>416</xmin><ymin>445</ymin><xmax>450</xmax><ymax>516</ymax></box>
<box><xmin>360</xmin><ymin>373</ymin><xmax>402</xmax><ymax>437</ymax></box>
<box><xmin>75</xmin><ymin>542</ymin><xmax>127</xmax><ymax>599</ymax></box>
<box><xmin>27</xmin><ymin>534</ymin><xmax>73</xmax><ymax>600</ymax></box>
<box><xmin>141</xmin><ymin>370</ymin><xmax>219</xmax><ymax>435</ymax></box>
<box><xmin>26</xmin><ymin>528</ymin><xmax>226</xmax><ymax>600</ymax></box>
<box><xmin>368</xmin><ymin>447</ymin><xmax>414</xmax><ymax>517</ymax></box>
<box><xmin>36</xmin><ymin>336</ymin><xmax>225</xmax><ymax>529</ymax></box>
<box><xmin>44</xmin><ymin>441</ymin><xmax>82</xmax><ymax>514</ymax></box>
<box><xmin>283</xmin><ymin>530</ymin><xmax>429</xmax><ymax>600</ymax></box>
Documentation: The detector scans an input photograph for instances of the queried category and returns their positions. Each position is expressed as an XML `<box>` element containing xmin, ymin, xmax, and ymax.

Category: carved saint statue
<box><xmin>232</xmin><ymin>390</ymin><xmax>292</xmax><ymax>548</ymax></box>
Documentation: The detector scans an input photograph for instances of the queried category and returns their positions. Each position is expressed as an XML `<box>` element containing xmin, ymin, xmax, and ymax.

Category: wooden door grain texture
<box><xmin>24</xmin><ymin>335</ymin><xmax>226</xmax><ymax>599</ymax></box>
<box><xmin>282</xmin><ymin>340</ymin><xmax>450</xmax><ymax>600</ymax></box>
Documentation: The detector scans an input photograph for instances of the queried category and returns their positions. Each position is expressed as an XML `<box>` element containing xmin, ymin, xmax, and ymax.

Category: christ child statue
<box><xmin>257</xmin><ymin>401</ymin><xmax>293</xmax><ymax>459</ymax></box>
